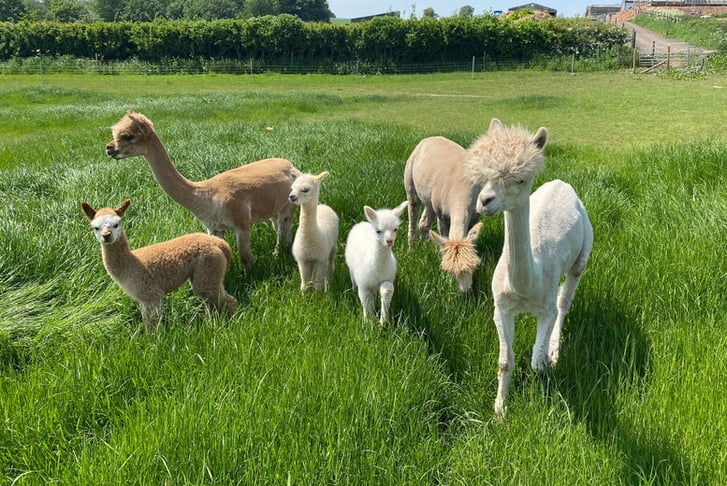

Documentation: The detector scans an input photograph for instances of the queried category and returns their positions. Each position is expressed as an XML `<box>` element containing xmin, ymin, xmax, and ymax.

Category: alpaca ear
<box><xmin>315</xmin><ymin>171</ymin><xmax>330</xmax><ymax>181</ymax></box>
<box><xmin>128</xmin><ymin>111</ymin><xmax>150</xmax><ymax>134</ymax></box>
<box><xmin>429</xmin><ymin>229</ymin><xmax>448</xmax><ymax>247</ymax></box>
<box><xmin>116</xmin><ymin>199</ymin><xmax>131</xmax><ymax>216</ymax></box>
<box><xmin>81</xmin><ymin>202</ymin><xmax>96</xmax><ymax>221</ymax></box>
<box><xmin>488</xmin><ymin>118</ymin><xmax>504</xmax><ymax>134</ymax></box>
<box><xmin>393</xmin><ymin>201</ymin><xmax>408</xmax><ymax>217</ymax></box>
<box><xmin>467</xmin><ymin>222</ymin><xmax>483</xmax><ymax>242</ymax></box>
<box><xmin>364</xmin><ymin>205</ymin><xmax>377</xmax><ymax>224</ymax></box>
<box><xmin>532</xmin><ymin>127</ymin><xmax>548</xmax><ymax>150</ymax></box>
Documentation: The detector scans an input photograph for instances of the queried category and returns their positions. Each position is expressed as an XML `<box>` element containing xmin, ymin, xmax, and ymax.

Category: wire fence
<box><xmin>0</xmin><ymin>51</ymin><xmax>633</xmax><ymax>76</ymax></box>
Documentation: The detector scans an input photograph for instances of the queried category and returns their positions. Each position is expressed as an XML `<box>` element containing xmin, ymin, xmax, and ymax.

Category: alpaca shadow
<box><xmin>545</xmin><ymin>287</ymin><xmax>700</xmax><ymax>483</ymax></box>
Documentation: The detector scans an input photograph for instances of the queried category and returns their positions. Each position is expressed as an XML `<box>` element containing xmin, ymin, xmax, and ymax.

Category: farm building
<box><xmin>508</xmin><ymin>3</ymin><xmax>557</xmax><ymax>16</ymax></box>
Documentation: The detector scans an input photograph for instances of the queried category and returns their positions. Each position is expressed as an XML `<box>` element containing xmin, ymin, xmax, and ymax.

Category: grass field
<box><xmin>1</xmin><ymin>71</ymin><xmax>726</xmax><ymax>484</ymax></box>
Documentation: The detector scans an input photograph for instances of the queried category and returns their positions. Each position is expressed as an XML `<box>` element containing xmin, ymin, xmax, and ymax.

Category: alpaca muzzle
<box><xmin>105</xmin><ymin>143</ymin><xmax>120</xmax><ymax>158</ymax></box>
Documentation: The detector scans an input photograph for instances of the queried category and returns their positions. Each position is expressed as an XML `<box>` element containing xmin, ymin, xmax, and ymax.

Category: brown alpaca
<box><xmin>105</xmin><ymin>110</ymin><xmax>300</xmax><ymax>271</ymax></box>
<box><xmin>82</xmin><ymin>199</ymin><xmax>237</xmax><ymax>332</ymax></box>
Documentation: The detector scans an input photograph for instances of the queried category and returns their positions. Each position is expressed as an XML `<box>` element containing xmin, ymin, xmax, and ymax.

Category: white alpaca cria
<box><xmin>465</xmin><ymin>118</ymin><xmax>593</xmax><ymax>418</ymax></box>
<box><xmin>289</xmin><ymin>171</ymin><xmax>339</xmax><ymax>291</ymax></box>
<box><xmin>345</xmin><ymin>202</ymin><xmax>407</xmax><ymax>325</ymax></box>
<box><xmin>404</xmin><ymin>136</ymin><xmax>484</xmax><ymax>293</ymax></box>
<box><xmin>82</xmin><ymin>199</ymin><xmax>237</xmax><ymax>332</ymax></box>
<box><xmin>106</xmin><ymin>110</ymin><xmax>300</xmax><ymax>271</ymax></box>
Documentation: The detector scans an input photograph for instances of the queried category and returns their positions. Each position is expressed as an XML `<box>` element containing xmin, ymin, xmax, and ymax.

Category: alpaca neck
<box><xmin>502</xmin><ymin>204</ymin><xmax>539</xmax><ymax>292</ymax></box>
<box><xmin>100</xmin><ymin>233</ymin><xmax>141</xmax><ymax>280</ymax></box>
<box><xmin>297</xmin><ymin>200</ymin><xmax>319</xmax><ymax>236</ymax></box>
<box><xmin>143</xmin><ymin>132</ymin><xmax>200</xmax><ymax>208</ymax></box>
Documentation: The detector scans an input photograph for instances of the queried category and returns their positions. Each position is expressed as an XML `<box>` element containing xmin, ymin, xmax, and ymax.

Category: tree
<box><xmin>50</xmin><ymin>0</ymin><xmax>94</xmax><ymax>22</ymax></box>
<box><xmin>0</xmin><ymin>0</ymin><xmax>26</xmax><ymax>21</ymax></box>
<box><xmin>458</xmin><ymin>5</ymin><xmax>474</xmax><ymax>17</ymax></box>
<box><xmin>182</xmin><ymin>0</ymin><xmax>243</xmax><ymax>20</ymax></box>
<box><xmin>278</xmin><ymin>0</ymin><xmax>331</xmax><ymax>22</ymax></box>
<box><xmin>422</xmin><ymin>7</ymin><xmax>437</xmax><ymax>19</ymax></box>
<box><xmin>244</xmin><ymin>0</ymin><xmax>276</xmax><ymax>18</ymax></box>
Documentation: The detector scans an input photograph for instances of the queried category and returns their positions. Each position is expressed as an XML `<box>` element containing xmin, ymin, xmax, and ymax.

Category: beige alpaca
<box><xmin>288</xmin><ymin>171</ymin><xmax>339</xmax><ymax>291</ymax></box>
<box><xmin>404</xmin><ymin>136</ymin><xmax>483</xmax><ymax>293</ymax></box>
<box><xmin>105</xmin><ymin>110</ymin><xmax>300</xmax><ymax>271</ymax></box>
<box><xmin>82</xmin><ymin>199</ymin><xmax>237</xmax><ymax>332</ymax></box>
<box><xmin>465</xmin><ymin>119</ymin><xmax>593</xmax><ymax>417</ymax></box>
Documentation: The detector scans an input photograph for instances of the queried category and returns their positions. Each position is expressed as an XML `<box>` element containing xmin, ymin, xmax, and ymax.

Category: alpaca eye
<box><xmin>517</xmin><ymin>179</ymin><xmax>525</xmax><ymax>185</ymax></box>
<box><xmin>376</xmin><ymin>230</ymin><xmax>383</xmax><ymax>235</ymax></box>
<box><xmin>113</xmin><ymin>224</ymin><xmax>119</xmax><ymax>228</ymax></box>
<box><xmin>120</xmin><ymin>134</ymin><xmax>133</xmax><ymax>141</ymax></box>
<box><xmin>93</xmin><ymin>226</ymin><xmax>99</xmax><ymax>231</ymax></box>
<box><xmin>302</xmin><ymin>188</ymin><xmax>309</xmax><ymax>193</ymax></box>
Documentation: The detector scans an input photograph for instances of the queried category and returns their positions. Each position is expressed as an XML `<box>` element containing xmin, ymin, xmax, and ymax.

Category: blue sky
<box><xmin>327</xmin><ymin>1</ymin><xmax>594</xmax><ymax>19</ymax></box>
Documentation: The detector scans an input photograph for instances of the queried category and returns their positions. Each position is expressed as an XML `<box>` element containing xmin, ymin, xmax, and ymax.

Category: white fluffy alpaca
<box><xmin>289</xmin><ymin>171</ymin><xmax>339</xmax><ymax>291</ymax></box>
<box><xmin>465</xmin><ymin>118</ymin><xmax>593</xmax><ymax>418</ymax></box>
<box><xmin>345</xmin><ymin>201</ymin><xmax>408</xmax><ymax>326</ymax></box>
<box><xmin>82</xmin><ymin>199</ymin><xmax>237</xmax><ymax>332</ymax></box>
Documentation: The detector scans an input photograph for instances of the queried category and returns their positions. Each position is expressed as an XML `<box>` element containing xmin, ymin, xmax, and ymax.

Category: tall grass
<box><xmin>0</xmin><ymin>72</ymin><xmax>726</xmax><ymax>484</ymax></box>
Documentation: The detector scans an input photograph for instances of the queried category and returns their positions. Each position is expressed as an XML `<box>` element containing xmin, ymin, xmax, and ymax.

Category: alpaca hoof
<box><xmin>532</xmin><ymin>354</ymin><xmax>550</xmax><ymax>372</ymax></box>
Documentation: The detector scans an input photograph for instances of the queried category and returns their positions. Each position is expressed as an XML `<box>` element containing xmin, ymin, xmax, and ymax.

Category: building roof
<box><xmin>508</xmin><ymin>3</ymin><xmax>557</xmax><ymax>15</ymax></box>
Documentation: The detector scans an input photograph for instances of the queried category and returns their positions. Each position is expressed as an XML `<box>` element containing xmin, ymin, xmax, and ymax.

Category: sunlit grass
<box><xmin>0</xmin><ymin>73</ymin><xmax>725</xmax><ymax>483</ymax></box>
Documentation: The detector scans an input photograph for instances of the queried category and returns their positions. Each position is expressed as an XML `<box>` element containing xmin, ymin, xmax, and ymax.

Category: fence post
<box><xmin>471</xmin><ymin>56</ymin><xmax>475</xmax><ymax>78</ymax></box>
<box><xmin>667</xmin><ymin>45</ymin><xmax>671</xmax><ymax>70</ymax></box>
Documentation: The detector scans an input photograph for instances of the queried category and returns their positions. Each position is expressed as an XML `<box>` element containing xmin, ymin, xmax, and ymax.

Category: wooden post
<box><xmin>667</xmin><ymin>46</ymin><xmax>671</xmax><ymax>70</ymax></box>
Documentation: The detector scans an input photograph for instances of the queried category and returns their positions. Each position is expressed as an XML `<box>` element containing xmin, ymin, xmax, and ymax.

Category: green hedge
<box><xmin>0</xmin><ymin>15</ymin><xmax>628</xmax><ymax>65</ymax></box>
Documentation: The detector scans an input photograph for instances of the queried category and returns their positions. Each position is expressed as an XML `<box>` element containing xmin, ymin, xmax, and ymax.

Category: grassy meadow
<box><xmin>1</xmin><ymin>71</ymin><xmax>726</xmax><ymax>484</ymax></box>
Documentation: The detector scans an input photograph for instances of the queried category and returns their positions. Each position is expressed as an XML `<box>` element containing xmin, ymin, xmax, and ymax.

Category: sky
<box><xmin>327</xmin><ymin>1</ymin><xmax>594</xmax><ymax>19</ymax></box>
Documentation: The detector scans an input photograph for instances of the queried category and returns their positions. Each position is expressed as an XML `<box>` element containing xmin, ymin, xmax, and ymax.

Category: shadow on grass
<box><xmin>544</xmin><ymin>284</ymin><xmax>700</xmax><ymax>483</ymax></box>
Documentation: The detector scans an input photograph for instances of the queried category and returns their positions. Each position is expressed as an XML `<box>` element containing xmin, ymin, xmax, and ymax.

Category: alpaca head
<box><xmin>289</xmin><ymin>171</ymin><xmax>329</xmax><ymax>206</ymax></box>
<box><xmin>364</xmin><ymin>201</ymin><xmax>408</xmax><ymax>248</ymax></box>
<box><xmin>465</xmin><ymin>118</ymin><xmax>548</xmax><ymax>216</ymax></box>
<box><xmin>81</xmin><ymin>199</ymin><xmax>131</xmax><ymax>244</ymax></box>
<box><xmin>429</xmin><ymin>222</ymin><xmax>483</xmax><ymax>293</ymax></box>
<box><xmin>106</xmin><ymin>110</ymin><xmax>155</xmax><ymax>159</ymax></box>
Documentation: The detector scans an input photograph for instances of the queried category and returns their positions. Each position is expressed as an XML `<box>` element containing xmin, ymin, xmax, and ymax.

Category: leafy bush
<box><xmin>0</xmin><ymin>15</ymin><xmax>629</xmax><ymax>66</ymax></box>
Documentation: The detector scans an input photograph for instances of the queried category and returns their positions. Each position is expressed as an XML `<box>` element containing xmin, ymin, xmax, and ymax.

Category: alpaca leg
<box><xmin>550</xmin><ymin>224</ymin><xmax>592</xmax><ymax>365</ymax></box>
<box><xmin>190</xmin><ymin>261</ymin><xmax>237</xmax><ymax>314</ymax></box>
<box><xmin>379</xmin><ymin>281</ymin><xmax>394</xmax><ymax>326</ymax></box>
<box><xmin>274</xmin><ymin>204</ymin><xmax>296</xmax><ymax>257</ymax></box>
<box><xmin>494</xmin><ymin>307</ymin><xmax>515</xmax><ymax>417</ymax></box>
<box><xmin>407</xmin><ymin>197</ymin><xmax>420</xmax><ymax>243</ymax></box>
<box><xmin>418</xmin><ymin>204</ymin><xmax>435</xmax><ymax>240</ymax></box>
<box><xmin>532</xmin><ymin>308</ymin><xmax>558</xmax><ymax>371</ymax></box>
<box><xmin>437</xmin><ymin>216</ymin><xmax>450</xmax><ymax>238</ymax></box>
<box><xmin>298</xmin><ymin>260</ymin><xmax>314</xmax><ymax>292</ymax></box>
<box><xmin>309</xmin><ymin>262</ymin><xmax>327</xmax><ymax>291</ymax></box>
<box><xmin>549</xmin><ymin>272</ymin><xmax>584</xmax><ymax>365</ymax></box>
<box><xmin>234</xmin><ymin>226</ymin><xmax>255</xmax><ymax>271</ymax></box>
<box><xmin>140</xmin><ymin>299</ymin><xmax>163</xmax><ymax>333</ymax></box>
<box><xmin>325</xmin><ymin>248</ymin><xmax>336</xmax><ymax>289</ymax></box>
<box><xmin>358</xmin><ymin>287</ymin><xmax>375</xmax><ymax>321</ymax></box>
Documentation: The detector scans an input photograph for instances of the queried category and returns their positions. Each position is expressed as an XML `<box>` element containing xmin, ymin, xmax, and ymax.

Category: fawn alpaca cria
<box><xmin>82</xmin><ymin>199</ymin><xmax>237</xmax><ymax>332</ymax></box>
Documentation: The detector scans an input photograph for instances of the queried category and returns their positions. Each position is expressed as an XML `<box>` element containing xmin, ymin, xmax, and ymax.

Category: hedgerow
<box><xmin>0</xmin><ymin>14</ymin><xmax>628</xmax><ymax>66</ymax></box>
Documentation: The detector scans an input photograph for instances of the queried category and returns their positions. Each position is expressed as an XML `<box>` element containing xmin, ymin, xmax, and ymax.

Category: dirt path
<box><xmin>612</xmin><ymin>20</ymin><xmax>689</xmax><ymax>54</ymax></box>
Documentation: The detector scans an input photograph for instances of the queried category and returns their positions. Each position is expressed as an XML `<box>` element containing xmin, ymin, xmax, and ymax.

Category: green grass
<box><xmin>634</xmin><ymin>13</ymin><xmax>727</xmax><ymax>51</ymax></box>
<box><xmin>1</xmin><ymin>72</ymin><xmax>726</xmax><ymax>484</ymax></box>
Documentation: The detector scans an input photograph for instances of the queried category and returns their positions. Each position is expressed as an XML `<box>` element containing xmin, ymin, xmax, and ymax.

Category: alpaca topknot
<box><xmin>465</xmin><ymin>123</ymin><xmax>547</xmax><ymax>184</ymax></box>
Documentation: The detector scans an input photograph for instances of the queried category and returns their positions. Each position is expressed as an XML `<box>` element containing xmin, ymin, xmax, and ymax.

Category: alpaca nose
<box><xmin>480</xmin><ymin>195</ymin><xmax>495</xmax><ymax>207</ymax></box>
<box><xmin>289</xmin><ymin>194</ymin><xmax>297</xmax><ymax>203</ymax></box>
<box><xmin>105</xmin><ymin>143</ymin><xmax>116</xmax><ymax>156</ymax></box>
<box><xmin>101</xmin><ymin>232</ymin><xmax>112</xmax><ymax>242</ymax></box>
